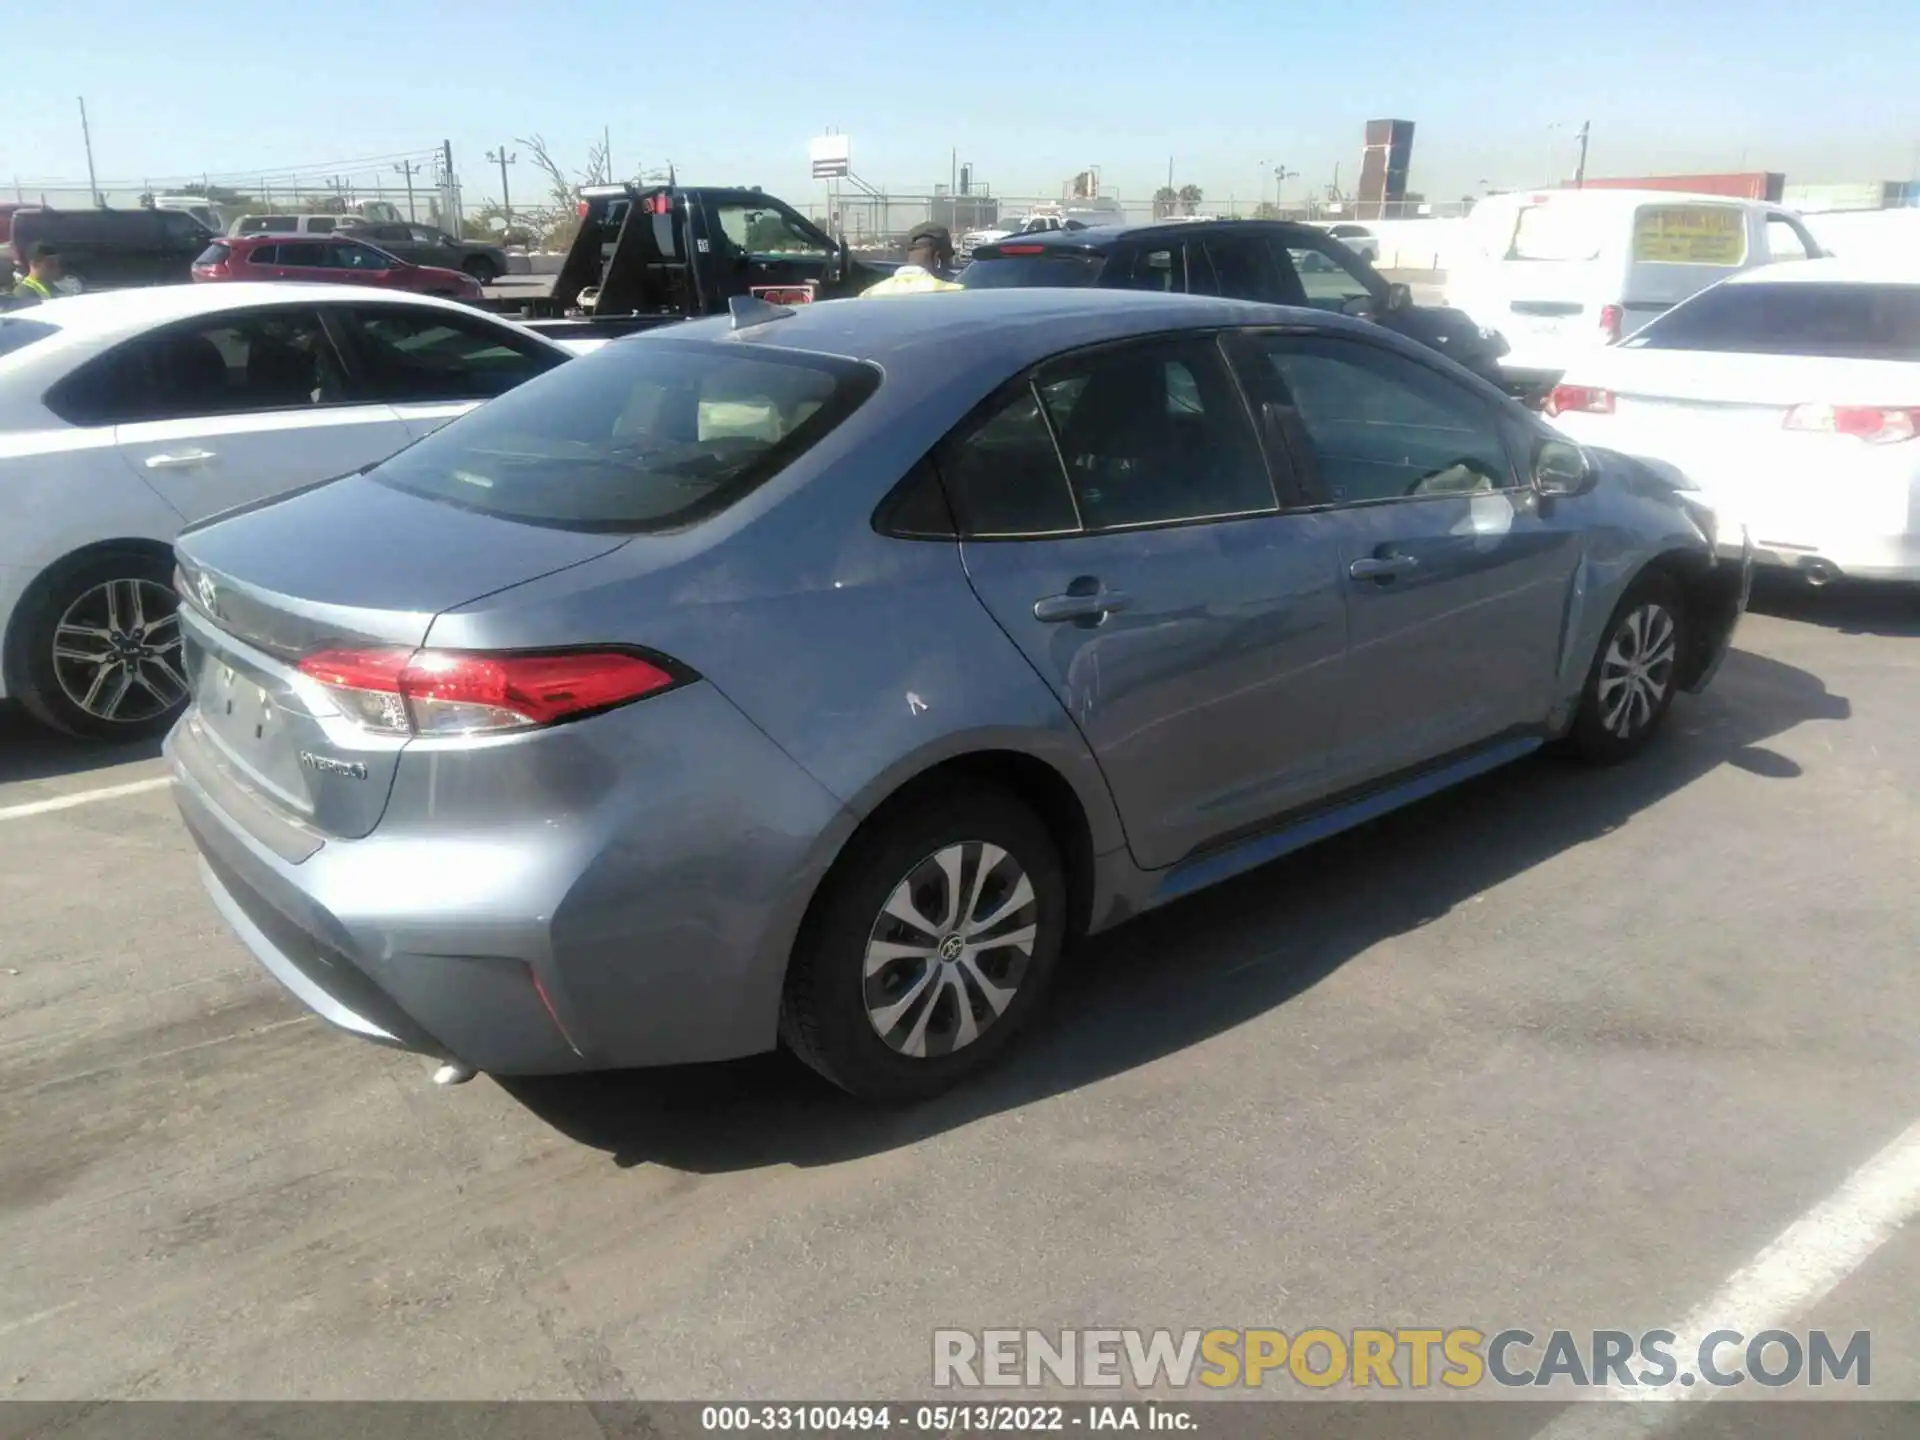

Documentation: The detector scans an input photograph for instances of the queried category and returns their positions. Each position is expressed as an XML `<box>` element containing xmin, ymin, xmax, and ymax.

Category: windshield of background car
<box><xmin>1624</xmin><ymin>282</ymin><xmax>1920</xmax><ymax>360</ymax></box>
<box><xmin>0</xmin><ymin>316</ymin><xmax>58</xmax><ymax>358</ymax></box>
<box><xmin>960</xmin><ymin>252</ymin><xmax>1107</xmax><ymax>289</ymax></box>
<box><xmin>369</xmin><ymin>340</ymin><xmax>880</xmax><ymax>533</ymax></box>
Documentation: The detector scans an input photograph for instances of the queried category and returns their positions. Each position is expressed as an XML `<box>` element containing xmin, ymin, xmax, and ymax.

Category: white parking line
<box><xmin>0</xmin><ymin>775</ymin><xmax>170</xmax><ymax>822</ymax></box>
<box><xmin>1533</xmin><ymin>1116</ymin><xmax>1920</xmax><ymax>1437</ymax></box>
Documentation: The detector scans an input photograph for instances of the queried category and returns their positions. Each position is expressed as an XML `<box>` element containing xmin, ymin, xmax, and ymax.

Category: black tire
<box><xmin>461</xmin><ymin>256</ymin><xmax>500</xmax><ymax>284</ymax></box>
<box><xmin>780</xmin><ymin>786</ymin><xmax>1067</xmax><ymax>1102</ymax></box>
<box><xmin>7</xmin><ymin>549</ymin><xmax>188</xmax><ymax>743</ymax></box>
<box><xmin>1566</xmin><ymin>569</ymin><xmax>1687</xmax><ymax>765</ymax></box>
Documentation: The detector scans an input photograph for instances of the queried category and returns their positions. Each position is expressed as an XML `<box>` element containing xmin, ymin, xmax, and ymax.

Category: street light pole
<box><xmin>393</xmin><ymin>159</ymin><xmax>419</xmax><ymax>222</ymax></box>
<box><xmin>1574</xmin><ymin>121</ymin><xmax>1591</xmax><ymax>189</ymax></box>
<box><xmin>78</xmin><ymin>97</ymin><xmax>100</xmax><ymax>206</ymax></box>
<box><xmin>485</xmin><ymin>146</ymin><xmax>518</xmax><ymax>228</ymax></box>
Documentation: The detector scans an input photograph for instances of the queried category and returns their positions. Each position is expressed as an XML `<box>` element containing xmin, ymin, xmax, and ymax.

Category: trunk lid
<box><xmin>174</xmin><ymin>474</ymin><xmax>627</xmax><ymax>840</ymax></box>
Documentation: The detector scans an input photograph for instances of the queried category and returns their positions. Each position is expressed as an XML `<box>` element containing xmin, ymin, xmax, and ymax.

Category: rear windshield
<box><xmin>1625</xmin><ymin>282</ymin><xmax>1920</xmax><ymax>361</ymax></box>
<box><xmin>0</xmin><ymin>316</ymin><xmax>58</xmax><ymax>358</ymax></box>
<box><xmin>370</xmin><ymin>339</ymin><xmax>880</xmax><ymax>533</ymax></box>
<box><xmin>195</xmin><ymin>242</ymin><xmax>231</xmax><ymax>265</ymax></box>
<box><xmin>961</xmin><ymin>252</ymin><xmax>1106</xmax><ymax>289</ymax></box>
<box><xmin>1504</xmin><ymin>205</ymin><xmax>1603</xmax><ymax>262</ymax></box>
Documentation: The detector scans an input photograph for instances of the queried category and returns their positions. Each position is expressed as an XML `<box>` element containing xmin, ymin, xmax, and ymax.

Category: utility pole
<box><xmin>603</xmin><ymin>125</ymin><xmax>613</xmax><ymax>183</ymax></box>
<box><xmin>78</xmin><ymin>97</ymin><xmax>100</xmax><ymax>206</ymax></box>
<box><xmin>440</xmin><ymin>140</ymin><xmax>457</xmax><ymax>231</ymax></box>
<box><xmin>1574</xmin><ymin>121</ymin><xmax>1591</xmax><ymax>189</ymax></box>
<box><xmin>393</xmin><ymin>159</ymin><xmax>419</xmax><ymax>221</ymax></box>
<box><xmin>486</xmin><ymin>145</ymin><xmax>518</xmax><ymax>228</ymax></box>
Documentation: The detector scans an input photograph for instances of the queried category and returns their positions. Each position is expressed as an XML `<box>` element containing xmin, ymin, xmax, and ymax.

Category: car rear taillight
<box><xmin>577</xmin><ymin>200</ymin><xmax>589</xmax><ymax>218</ymax></box>
<box><xmin>1782</xmin><ymin>404</ymin><xmax>1920</xmax><ymax>445</ymax></box>
<box><xmin>295</xmin><ymin>647</ymin><xmax>685</xmax><ymax>737</ymax></box>
<box><xmin>998</xmin><ymin>244</ymin><xmax>1046</xmax><ymax>254</ymax></box>
<box><xmin>1545</xmin><ymin>384</ymin><xmax>1615</xmax><ymax>417</ymax></box>
<box><xmin>1598</xmin><ymin>304</ymin><xmax>1624</xmax><ymax>344</ymax></box>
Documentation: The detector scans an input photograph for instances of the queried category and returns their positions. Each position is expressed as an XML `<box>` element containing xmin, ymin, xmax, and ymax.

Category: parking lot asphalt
<box><xmin>2</xmin><ymin>579</ymin><xmax>1916</xmax><ymax>1405</ymax></box>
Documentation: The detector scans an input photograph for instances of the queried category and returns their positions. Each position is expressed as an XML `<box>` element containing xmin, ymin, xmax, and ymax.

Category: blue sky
<box><xmin>14</xmin><ymin>0</ymin><xmax>1918</xmax><ymax>210</ymax></box>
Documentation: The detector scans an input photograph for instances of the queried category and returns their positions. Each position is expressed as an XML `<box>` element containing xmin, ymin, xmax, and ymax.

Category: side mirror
<box><xmin>1534</xmin><ymin>437</ymin><xmax>1596</xmax><ymax>498</ymax></box>
<box><xmin>1386</xmin><ymin>282</ymin><xmax>1412</xmax><ymax>313</ymax></box>
<box><xmin>1340</xmin><ymin>295</ymin><xmax>1377</xmax><ymax>318</ymax></box>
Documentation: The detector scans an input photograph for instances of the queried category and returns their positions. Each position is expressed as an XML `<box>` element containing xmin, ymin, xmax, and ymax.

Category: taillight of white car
<box><xmin>1545</xmin><ymin>384</ymin><xmax>1615</xmax><ymax>417</ymax></box>
<box><xmin>1781</xmin><ymin>404</ymin><xmax>1920</xmax><ymax>445</ymax></box>
<box><xmin>296</xmin><ymin>647</ymin><xmax>686</xmax><ymax>736</ymax></box>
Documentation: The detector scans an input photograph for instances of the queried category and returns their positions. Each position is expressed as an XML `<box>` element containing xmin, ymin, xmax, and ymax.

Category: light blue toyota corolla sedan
<box><xmin>165</xmin><ymin>288</ymin><xmax>1750</xmax><ymax>1101</ymax></box>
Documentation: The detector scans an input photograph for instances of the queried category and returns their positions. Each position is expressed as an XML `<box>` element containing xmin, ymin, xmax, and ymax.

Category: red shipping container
<box><xmin>1568</xmin><ymin>172</ymin><xmax>1785</xmax><ymax>202</ymax></box>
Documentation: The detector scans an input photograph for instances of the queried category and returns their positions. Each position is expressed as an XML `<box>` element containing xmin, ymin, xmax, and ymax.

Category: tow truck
<box><xmin>484</xmin><ymin>184</ymin><xmax>897</xmax><ymax>344</ymax></box>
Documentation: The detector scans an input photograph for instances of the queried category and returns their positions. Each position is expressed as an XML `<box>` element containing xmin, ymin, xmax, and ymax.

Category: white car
<box><xmin>1546</xmin><ymin>256</ymin><xmax>1920</xmax><ymax>584</ymax></box>
<box><xmin>0</xmin><ymin>283</ymin><xmax>571</xmax><ymax>740</ymax></box>
<box><xmin>1319</xmin><ymin>222</ymin><xmax>1380</xmax><ymax>264</ymax></box>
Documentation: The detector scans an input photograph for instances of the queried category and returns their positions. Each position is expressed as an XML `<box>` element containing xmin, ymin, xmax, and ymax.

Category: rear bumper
<box><xmin>166</xmin><ymin>682</ymin><xmax>853</xmax><ymax>1075</ymax></box>
<box><xmin>1734</xmin><ymin>533</ymin><xmax>1920</xmax><ymax>584</ymax></box>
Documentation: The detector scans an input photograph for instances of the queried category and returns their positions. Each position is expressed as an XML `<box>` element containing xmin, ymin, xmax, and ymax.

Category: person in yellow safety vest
<box><xmin>11</xmin><ymin>244</ymin><xmax>64</xmax><ymax>305</ymax></box>
<box><xmin>860</xmin><ymin>224</ymin><xmax>963</xmax><ymax>297</ymax></box>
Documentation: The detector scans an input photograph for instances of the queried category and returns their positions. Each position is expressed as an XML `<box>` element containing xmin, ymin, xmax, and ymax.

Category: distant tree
<box><xmin>1152</xmin><ymin>185</ymin><xmax>1178</xmax><ymax>219</ymax></box>
<box><xmin>1177</xmin><ymin>183</ymin><xmax>1203</xmax><ymax>215</ymax></box>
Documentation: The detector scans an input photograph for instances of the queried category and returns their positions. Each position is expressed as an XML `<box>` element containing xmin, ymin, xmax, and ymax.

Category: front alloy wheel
<box><xmin>1568</xmin><ymin>572</ymin><xmax>1686</xmax><ymax>764</ymax></box>
<box><xmin>864</xmin><ymin>842</ymin><xmax>1038</xmax><ymax>1059</ymax></box>
<box><xmin>1595</xmin><ymin>600</ymin><xmax>1677</xmax><ymax>741</ymax></box>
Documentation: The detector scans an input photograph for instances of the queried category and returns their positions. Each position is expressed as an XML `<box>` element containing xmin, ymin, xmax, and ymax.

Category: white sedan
<box><xmin>1546</xmin><ymin>257</ymin><xmax>1920</xmax><ymax>584</ymax></box>
<box><xmin>0</xmin><ymin>283</ymin><xmax>571</xmax><ymax>740</ymax></box>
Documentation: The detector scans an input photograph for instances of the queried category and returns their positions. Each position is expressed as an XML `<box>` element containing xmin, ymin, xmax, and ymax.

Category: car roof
<box><xmin>975</xmin><ymin>217</ymin><xmax>1330</xmax><ymax>253</ymax></box>
<box><xmin>8</xmin><ymin>282</ymin><xmax>479</xmax><ymax>339</ymax></box>
<box><xmin>1725</xmin><ymin>255</ymin><xmax>1920</xmax><ymax>287</ymax></box>
<box><xmin>660</xmin><ymin>286</ymin><xmax>1377</xmax><ymax>389</ymax></box>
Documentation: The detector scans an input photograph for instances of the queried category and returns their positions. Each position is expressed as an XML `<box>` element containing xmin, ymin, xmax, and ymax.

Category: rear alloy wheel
<box><xmin>462</xmin><ymin>256</ymin><xmax>500</xmax><ymax>284</ymax></box>
<box><xmin>11</xmin><ymin>553</ymin><xmax>189</xmax><ymax>742</ymax></box>
<box><xmin>782</xmin><ymin>789</ymin><xmax>1066</xmax><ymax>1101</ymax></box>
<box><xmin>1567</xmin><ymin>572</ymin><xmax>1686</xmax><ymax>764</ymax></box>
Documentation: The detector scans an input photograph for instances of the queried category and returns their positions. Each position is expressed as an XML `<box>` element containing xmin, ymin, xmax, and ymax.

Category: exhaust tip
<box><xmin>1803</xmin><ymin>559</ymin><xmax>1841</xmax><ymax>588</ymax></box>
<box><xmin>432</xmin><ymin>1061</ymin><xmax>477</xmax><ymax>1086</ymax></box>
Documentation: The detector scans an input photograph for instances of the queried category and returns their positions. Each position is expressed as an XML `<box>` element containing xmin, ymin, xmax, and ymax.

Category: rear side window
<box><xmin>960</xmin><ymin>252</ymin><xmax>1105</xmax><ymax>289</ymax></box>
<box><xmin>1631</xmin><ymin>205</ymin><xmax>1747</xmax><ymax>265</ymax></box>
<box><xmin>937</xmin><ymin>385</ymin><xmax>1081</xmax><ymax>537</ymax></box>
<box><xmin>0</xmin><ymin>316</ymin><xmax>58</xmax><ymax>358</ymax></box>
<box><xmin>247</xmin><ymin>245</ymin><xmax>278</xmax><ymax>265</ymax></box>
<box><xmin>278</xmin><ymin>242</ymin><xmax>325</xmax><ymax>267</ymax></box>
<box><xmin>1111</xmin><ymin>245</ymin><xmax>1189</xmax><ymax>293</ymax></box>
<box><xmin>45</xmin><ymin>308</ymin><xmax>348</xmax><ymax>426</ymax></box>
<box><xmin>370</xmin><ymin>340</ymin><xmax>879</xmax><ymax>533</ymax></box>
<box><xmin>1625</xmin><ymin>282</ymin><xmax>1920</xmax><ymax>360</ymax></box>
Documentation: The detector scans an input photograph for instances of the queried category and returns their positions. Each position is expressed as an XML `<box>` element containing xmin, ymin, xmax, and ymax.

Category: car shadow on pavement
<box><xmin>1747</xmin><ymin>574</ymin><xmax>1920</xmax><ymax>638</ymax></box>
<box><xmin>0</xmin><ymin>702</ymin><xmax>162</xmax><ymax>785</ymax></box>
<box><xmin>501</xmin><ymin>645</ymin><xmax>1850</xmax><ymax>1173</ymax></box>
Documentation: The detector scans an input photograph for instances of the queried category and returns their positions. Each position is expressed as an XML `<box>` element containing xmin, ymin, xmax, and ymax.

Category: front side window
<box><xmin>1258</xmin><ymin>335</ymin><xmax>1515</xmax><ymax>504</ymax></box>
<box><xmin>370</xmin><ymin>340</ymin><xmax>878</xmax><ymax>533</ymax></box>
<box><xmin>343</xmin><ymin>307</ymin><xmax>566</xmax><ymax>401</ymax></box>
<box><xmin>1624</xmin><ymin>282</ymin><xmax>1920</xmax><ymax>361</ymax></box>
<box><xmin>307</xmin><ymin>217</ymin><xmax>337</xmax><ymax>234</ymax></box>
<box><xmin>408</xmin><ymin>226</ymin><xmax>443</xmax><ymax>245</ymax></box>
<box><xmin>1764</xmin><ymin>216</ymin><xmax>1813</xmax><ymax>263</ymax></box>
<box><xmin>47</xmin><ymin>309</ymin><xmax>348</xmax><ymax>426</ymax></box>
<box><xmin>1203</xmin><ymin>235</ymin><xmax>1297</xmax><ymax>305</ymax></box>
<box><xmin>1037</xmin><ymin>336</ymin><xmax>1275</xmax><ymax>531</ymax></box>
<box><xmin>1276</xmin><ymin>238</ymin><xmax>1373</xmax><ymax>310</ymax></box>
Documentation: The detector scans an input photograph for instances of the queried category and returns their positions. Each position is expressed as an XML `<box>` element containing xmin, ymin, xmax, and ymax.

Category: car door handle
<box><xmin>144</xmin><ymin>449</ymin><xmax>216</xmax><ymax>470</ymax></box>
<box><xmin>1033</xmin><ymin>590</ymin><xmax>1132</xmax><ymax>623</ymax></box>
<box><xmin>1349</xmin><ymin>554</ymin><xmax>1419</xmax><ymax>581</ymax></box>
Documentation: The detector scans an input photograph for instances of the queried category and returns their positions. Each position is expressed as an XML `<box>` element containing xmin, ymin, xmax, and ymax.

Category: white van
<box><xmin>1447</xmin><ymin>189</ymin><xmax>1827</xmax><ymax>380</ymax></box>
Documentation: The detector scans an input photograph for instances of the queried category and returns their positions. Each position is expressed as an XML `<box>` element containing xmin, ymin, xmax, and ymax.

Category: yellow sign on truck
<box><xmin>1631</xmin><ymin>205</ymin><xmax>1749</xmax><ymax>265</ymax></box>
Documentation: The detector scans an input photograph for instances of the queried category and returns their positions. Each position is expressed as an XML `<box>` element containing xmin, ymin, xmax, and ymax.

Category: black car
<box><xmin>10</xmin><ymin>206</ymin><xmax>215</xmax><ymax>291</ymax></box>
<box><xmin>339</xmin><ymin>222</ymin><xmax>510</xmax><ymax>284</ymax></box>
<box><xmin>962</xmin><ymin>219</ymin><xmax>1515</xmax><ymax>392</ymax></box>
